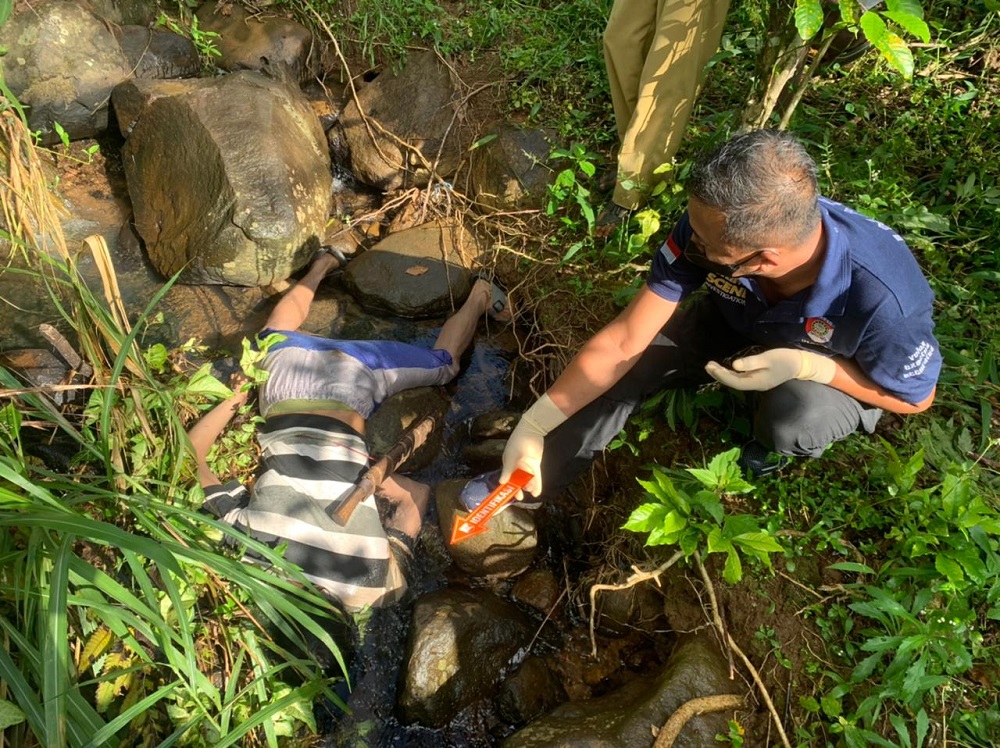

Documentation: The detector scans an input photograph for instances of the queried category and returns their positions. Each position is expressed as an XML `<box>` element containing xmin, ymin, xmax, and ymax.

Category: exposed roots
<box><xmin>652</xmin><ymin>694</ymin><xmax>744</xmax><ymax>748</ymax></box>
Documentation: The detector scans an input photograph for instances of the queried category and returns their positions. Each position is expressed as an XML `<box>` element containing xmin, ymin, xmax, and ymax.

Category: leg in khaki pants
<box><xmin>605</xmin><ymin>0</ymin><xmax>731</xmax><ymax>210</ymax></box>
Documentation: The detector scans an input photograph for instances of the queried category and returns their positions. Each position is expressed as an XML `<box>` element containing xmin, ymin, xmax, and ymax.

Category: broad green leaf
<box><xmin>706</xmin><ymin>527</ymin><xmax>731</xmax><ymax>554</ymax></box>
<box><xmin>838</xmin><ymin>0</ymin><xmax>861</xmax><ymax>24</ymax></box>
<box><xmin>885</xmin><ymin>0</ymin><xmax>924</xmax><ymax>18</ymax></box>
<box><xmin>733</xmin><ymin>532</ymin><xmax>783</xmax><ymax>554</ymax></box>
<box><xmin>0</xmin><ymin>0</ymin><xmax>12</xmax><ymax>27</ymax></box>
<box><xmin>934</xmin><ymin>554</ymin><xmax>965</xmax><ymax>585</ymax></box>
<box><xmin>795</xmin><ymin>0</ymin><xmax>825</xmax><ymax>40</ymax></box>
<box><xmin>690</xmin><ymin>490</ymin><xmax>724</xmax><ymax>524</ymax></box>
<box><xmin>882</xmin><ymin>10</ymin><xmax>930</xmax><ymax>42</ymax></box>
<box><xmin>820</xmin><ymin>695</ymin><xmax>842</xmax><ymax>718</ymax></box>
<box><xmin>623</xmin><ymin>502</ymin><xmax>667</xmax><ymax>533</ymax></box>
<box><xmin>876</xmin><ymin>31</ymin><xmax>915</xmax><ymax>78</ymax></box>
<box><xmin>722</xmin><ymin>548</ymin><xmax>743</xmax><ymax>583</ymax></box>
<box><xmin>185</xmin><ymin>364</ymin><xmax>234</xmax><ymax>399</ymax></box>
<box><xmin>827</xmin><ymin>561</ymin><xmax>875</xmax><ymax>574</ymax></box>
<box><xmin>948</xmin><ymin>546</ymin><xmax>987</xmax><ymax>585</ymax></box>
<box><xmin>859</xmin><ymin>11</ymin><xmax>888</xmax><ymax>46</ymax></box>
<box><xmin>915</xmin><ymin>708</ymin><xmax>930</xmax><ymax>747</ymax></box>
<box><xmin>685</xmin><ymin>467</ymin><xmax>717</xmax><ymax>489</ymax></box>
<box><xmin>0</xmin><ymin>700</ymin><xmax>25</xmax><ymax>730</ymax></box>
<box><xmin>661</xmin><ymin>510</ymin><xmax>687</xmax><ymax>536</ymax></box>
<box><xmin>889</xmin><ymin>713</ymin><xmax>912</xmax><ymax>747</ymax></box>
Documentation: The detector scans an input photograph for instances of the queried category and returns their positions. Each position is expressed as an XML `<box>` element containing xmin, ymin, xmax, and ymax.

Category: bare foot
<box><xmin>471</xmin><ymin>277</ymin><xmax>513</xmax><ymax>323</ymax></box>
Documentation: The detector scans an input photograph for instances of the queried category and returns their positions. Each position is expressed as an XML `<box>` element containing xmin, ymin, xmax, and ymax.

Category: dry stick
<box><xmin>652</xmin><ymin>694</ymin><xmax>745</xmax><ymax>748</ymax></box>
<box><xmin>777</xmin><ymin>32</ymin><xmax>837</xmax><ymax>130</ymax></box>
<box><xmin>693</xmin><ymin>551</ymin><xmax>735</xmax><ymax>679</ymax></box>
<box><xmin>587</xmin><ymin>550</ymin><xmax>684</xmax><ymax>657</ymax></box>
<box><xmin>694</xmin><ymin>554</ymin><xmax>793</xmax><ymax>748</ymax></box>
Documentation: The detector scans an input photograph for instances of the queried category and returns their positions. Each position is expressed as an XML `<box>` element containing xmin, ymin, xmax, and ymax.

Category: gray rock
<box><xmin>470</xmin><ymin>409</ymin><xmax>521</xmax><ymax>439</ymax></box>
<box><xmin>437</xmin><ymin>478</ymin><xmax>539</xmax><ymax>578</ymax></box>
<box><xmin>341</xmin><ymin>51</ymin><xmax>463</xmax><ymax>191</ymax></box>
<box><xmin>498</xmin><ymin>656</ymin><xmax>566</xmax><ymax>726</ymax></box>
<box><xmin>503</xmin><ymin>634</ymin><xmax>742</xmax><ymax>748</ymax></box>
<box><xmin>0</xmin><ymin>348</ymin><xmax>74</xmax><ymax>405</ymax></box>
<box><xmin>111</xmin><ymin>78</ymin><xmax>214</xmax><ymax>136</ymax></box>
<box><xmin>470</xmin><ymin>124</ymin><xmax>554</xmax><ymax>212</ymax></box>
<box><xmin>87</xmin><ymin>0</ymin><xmax>160</xmax><ymax>26</ymax></box>
<box><xmin>0</xmin><ymin>1</ymin><xmax>129</xmax><ymax>144</ymax></box>
<box><xmin>460</xmin><ymin>438</ymin><xmax>507</xmax><ymax>471</ymax></box>
<box><xmin>195</xmin><ymin>3</ymin><xmax>318</xmax><ymax>83</ymax></box>
<box><xmin>116</xmin><ymin>26</ymin><xmax>201</xmax><ymax>80</ymax></box>
<box><xmin>120</xmin><ymin>71</ymin><xmax>331</xmax><ymax>286</ymax></box>
<box><xmin>366</xmin><ymin>387</ymin><xmax>449</xmax><ymax>473</ymax></box>
<box><xmin>342</xmin><ymin>221</ymin><xmax>478</xmax><ymax>318</ymax></box>
<box><xmin>511</xmin><ymin>568</ymin><xmax>561</xmax><ymax>615</ymax></box>
<box><xmin>400</xmin><ymin>588</ymin><xmax>534</xmax><ymax>727</ymax></box>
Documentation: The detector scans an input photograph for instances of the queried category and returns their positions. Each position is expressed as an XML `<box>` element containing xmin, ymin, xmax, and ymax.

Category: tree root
<box><xmin>588</xmin><ymin>550</ymin><xmax>684</xmax><ymax>656</ymax></box>
<box><xmin>694</xmin><ymin>553</ymin><xmax>792</xmax><ymax>748</ymax></box>
<box><xmin>652</xmin><ymin>694</ymin><xmax>744</xmax><ymax>748</ymax></box>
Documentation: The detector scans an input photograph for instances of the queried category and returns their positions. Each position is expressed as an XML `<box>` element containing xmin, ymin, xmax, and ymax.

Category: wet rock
<box><xmin>366</xmin><ymin>388</ymin><xmax>449</xmax><ymax>472</ymax></box>
<box><xmin>110</xmin><ymin>78</ymin><xmax>214</xmax><ymax>136</ymax></box>
<box><xmin>400</xmin><ymin>588</ymin><xmax>534</xmax><ymax>728</ymax></box>
<box><xmin>470</xmin><ymin>409</ymin><xmax>521</xmax><ymax>439</ymax></box>
<box><xmin>511</xmin><ymin>568</ymin><xmax>561</xmax><ymax>615</ymax></box>
<box><xmin>119</xmin><ymin>71</ymin><xmax>331</xmax><ymax>286</ymax></box>
<box><xmin>341</xmin><ymin>51</ymin><xmax>464</xmax><ymax>191</ymax></box>
<box><xmin>590</xmin><ymin>577</ymin><xmax>669</xmax><ymax>636</ymax></box>
<box><xmin>0</xmin><ymin>349</ymin><xmax>75</xmax><ymax>405</ymax></box>
<box><xmin>470</xmin><ymin>124</ymin><xmax>554</xmax><ymax>212</ymax></box>
<box><xmin>436</xmin><ymin>478</ymin><xmax>539</xmax><ymax>578</ymax></box>
<box><xmin>460</xmin><ymin>438</ymin><xmax>507</xmax><ymax>471</ymax></box>
<box><xmin>87</xmin><ymin>0</ymin><xmax>160</xmax><ymax>26</ymax></box>
<box><xmin>115</xmin><ymin>26</ymin><xmax>200</xmax><ymax>80</ymax></box>
<box><xmin>302</xmin><ymin>80</ymin><xmax>344</xmax><ymax>133</ymax></box>
<box><xmin>498</xmin><ymin>656</ymin><xmax>566</xmax><ymax>726</ymax></box>
<box><xmin>503</xmin><ymin>634</ymin><xmax>742</xmax><ymax>748</ymax></box>
<box><xmin>195</xmin><ymin>3</ymin><xmax>319</xmax><ymax>83</ymax></box>
<box><xmin>0</xmin><ymin>1</ymin><xmax>129</xmax><ymax>144</ymax></box>
<box><xmin>343</xmin><ymin>221</ymin><xmax>478</xmax><ymax>318</ymax></box>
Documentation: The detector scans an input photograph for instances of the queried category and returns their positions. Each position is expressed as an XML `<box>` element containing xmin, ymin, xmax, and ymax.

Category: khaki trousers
<box><xmin>605</xmin><ymin>0</ymin><xmax>731</xmax><ymax>209</ymax></box>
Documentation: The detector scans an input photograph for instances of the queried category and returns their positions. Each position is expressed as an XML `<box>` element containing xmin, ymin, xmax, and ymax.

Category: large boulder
<box><xmin>503</xmin><ymin>634</ymin><xmax>742</xmax><ymax>748</ymax></box>
<box><xmin>340</xmin><ymin>51</ymin><xmax>464</xmax><ymax>191</ymax></box>
<box><xmin>117</xmin><ymin>71</ymin><xmax>331</xmax><ymax>285</ymax></box>
<box><xmin>400</xmin><ymin>588</ymin><xmax>535</xmax><ymax>727</ymax></box>
<box><xmin>115</xmin><ymin>26</ymin><xmax>201</xmax><ymax>80</ymax></box>
<box><xmin>0</xmin><ymin>1</ymin><xmax>129</xmax><ymax>144</ymax></box>
<box><xmin>365</xmin><ymin>388</ymin><xmax>450</xmax><ymax>472</ymax></box>
<box><xmin>470</xmin><ymin>124</ymin><xmax>554</xmax><ymax>212</ymax></box>
<box><xmin>342</xmin><ymin>221</ymin><xmax>478</xmax><ymax>318</ymax></box>
<box><xmin>194</xmin><ymin>3</ymin><xmax>320</xmax><ymax>83</ymax></box>
<box><xmin>436</xmin><ymin>477</ymin><xmax>539</xmax><ymax>578</ymax></box>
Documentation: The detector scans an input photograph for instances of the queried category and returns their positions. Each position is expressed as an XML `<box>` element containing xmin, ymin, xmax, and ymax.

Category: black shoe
<box><xmin>738</xmin><ymin>441</ymin><xmax>792</xmax><ymax>479</ymax></box>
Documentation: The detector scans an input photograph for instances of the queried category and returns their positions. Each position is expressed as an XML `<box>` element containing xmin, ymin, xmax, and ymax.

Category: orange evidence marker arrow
<box><xmin>450</xmin><ymin>469</ymin><xmax>534</xmax><ymax>545</ymax></box>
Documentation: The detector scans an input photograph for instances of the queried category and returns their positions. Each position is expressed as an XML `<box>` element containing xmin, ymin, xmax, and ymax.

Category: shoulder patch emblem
<box><xmin>805</xmin><ymin>317</ymin><xmax>834</xmax><ymax>344</ymax></box>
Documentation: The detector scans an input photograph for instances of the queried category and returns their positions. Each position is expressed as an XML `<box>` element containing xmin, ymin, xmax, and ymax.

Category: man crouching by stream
<box><xmin>500</xmin><ymin>129</ymin><xmax>940</xmax><ymax>500</ymax></box>
<box><xmin>187</xmin><ymin>249</ymin><xmax>511</xmax><ymax>610</ymax></box>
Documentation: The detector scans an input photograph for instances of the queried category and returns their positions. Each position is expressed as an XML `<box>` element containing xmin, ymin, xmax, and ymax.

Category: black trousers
<box><xmin>539</xmin><ymin>293</ymin><xmax>882</xmax><ymax>497</ymax></box>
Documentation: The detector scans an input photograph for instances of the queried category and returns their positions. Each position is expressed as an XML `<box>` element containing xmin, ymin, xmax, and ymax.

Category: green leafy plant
<box><xmin>546</xmin><ymin>143</ymin><xmax>599</xmax><ymax>263</ymax></box>
<box><xmin>623</xmin><ymin>449</ymin><xmax>785</xmax><ymax>583</ymax></box>
<box><xmin>795</xmin><ymin>0</ymin><xmax>931</xmax><ymax>79</ymax></box>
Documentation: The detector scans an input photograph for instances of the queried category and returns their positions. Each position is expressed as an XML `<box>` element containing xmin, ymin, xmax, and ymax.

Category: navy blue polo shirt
<box><xmin>647</xmin><ymin>197</ymin><xmax>940</xmax><ymax>404</ymax></box>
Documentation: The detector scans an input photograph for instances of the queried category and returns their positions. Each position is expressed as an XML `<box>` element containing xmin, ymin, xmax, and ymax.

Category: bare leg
<box><xmin>263</xmin><ymin>252</ymin><xmax>342</xmax><ymax>332</ymax></box>
<box><xmin>379</xmin><ymin>474</ymin><xmax>431</xmax><ymax>539</ymax></box>
<box><xmin>433</xmin><ymin>279</ymin><xmax>509</xmax><ymax>362</ymax></box>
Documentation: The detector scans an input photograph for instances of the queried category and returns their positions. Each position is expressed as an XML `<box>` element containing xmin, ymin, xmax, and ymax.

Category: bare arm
<box><xmin>187</xmin><ymin>389</ymin><xmax>250</xmax><ymax>487</ymax></box>
<box><xmin>547</xmin><ymin>285</ymin><xmax>679</xmax><ymax>417</ymax></box>
<box><xmin>830</xmin><ymin>358</ymin><xmax>935</xmax><ymax>414</ymax></box>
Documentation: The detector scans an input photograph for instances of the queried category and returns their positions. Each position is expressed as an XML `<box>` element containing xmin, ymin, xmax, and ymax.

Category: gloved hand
<box><xmin>704</xmin><ymin>348</ymin><xmax>836</xmax><ymax>391</ymax></box>
<box><xmin>500</xmin><ymin>393</ymin><xmax>569</xmax><ymax>498</ymax></box>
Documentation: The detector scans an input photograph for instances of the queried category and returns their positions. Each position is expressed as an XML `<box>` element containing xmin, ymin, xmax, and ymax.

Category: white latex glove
<box><xmin>704</xmin><ymin>348</ymin><xmax>836</xmax><ymax>391</ymax></box>
<box><xmin>500</xmin><ymin>393</ymin><xmax>569</xmax><ymax>497</ymax></box>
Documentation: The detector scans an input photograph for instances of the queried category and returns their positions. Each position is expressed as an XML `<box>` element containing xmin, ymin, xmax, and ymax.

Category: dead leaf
<box><xmin>405</xmin><ymin>265</ymin><xmax>429</xmax><ymax>276</ymax></box>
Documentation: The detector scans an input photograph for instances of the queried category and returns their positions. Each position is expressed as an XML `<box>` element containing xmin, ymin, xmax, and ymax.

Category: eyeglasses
<box><xmin>683</xmin><ymin>236</ymin><xmax>768</xmax><ymax>277</ymax></box>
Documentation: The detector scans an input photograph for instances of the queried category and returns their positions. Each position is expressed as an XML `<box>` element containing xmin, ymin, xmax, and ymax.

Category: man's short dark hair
<box><xmin>688</xmin><ymin>129</ymin><xmax>820</xmax><ymax>249</ymax></box>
